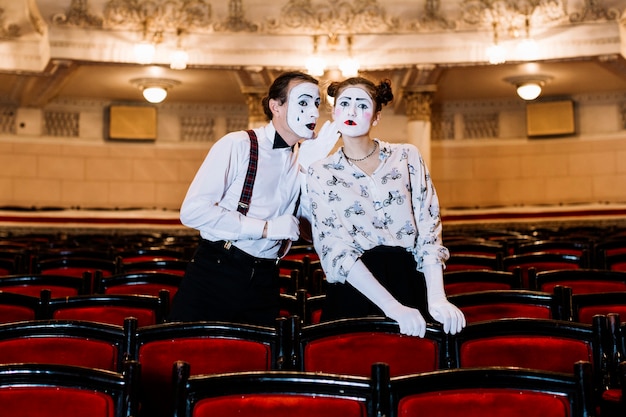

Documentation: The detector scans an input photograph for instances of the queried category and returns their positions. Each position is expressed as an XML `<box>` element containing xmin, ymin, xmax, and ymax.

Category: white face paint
<box><xmin>287</xmin><ymin>82</ymin><xmax>320</xmax><ymax>139</ymax></box>
<box><xmin>332</xmin><ymin>87</ymin><xmax>375</xmax><ymax>137</ymax></box>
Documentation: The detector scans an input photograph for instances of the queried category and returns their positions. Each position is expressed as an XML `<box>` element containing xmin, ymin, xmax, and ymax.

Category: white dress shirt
<box><xmin>180</xmin><ymin>122</ymin><xmax>300</xmax><ymax>259</ymax></box>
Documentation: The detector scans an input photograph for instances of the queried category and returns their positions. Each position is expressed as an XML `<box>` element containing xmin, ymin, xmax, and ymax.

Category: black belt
<box><xmin>201</xmin><ymin>239</ymin><xmax>279</xmax><ymax>269</ymax></box>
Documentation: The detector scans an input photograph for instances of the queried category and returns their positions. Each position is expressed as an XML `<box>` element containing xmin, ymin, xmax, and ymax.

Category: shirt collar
<box><xmin>272</xmin><ymin>131</ymin><xmax>291</xmax><ymax>149</ymax></box>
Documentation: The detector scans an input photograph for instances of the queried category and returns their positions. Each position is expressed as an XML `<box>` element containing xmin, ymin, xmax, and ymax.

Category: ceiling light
<box><xmin>143</xmin><ymin>86</ymin><xmax>167</xmax><ymax>103</ymax></box>
<box><xmin>516</xmin><ymin>83</ymin><xmax>542</xmax><ymax>100</ymax></box>
<box><xmin>504</xmin><ymin>75</ymin><xmax>553</xmax><ymax>101</ymax></box>
<box><xmin>130</xmin><ymin>78</ymin><xmax>181</xmax><ymax>104</ymax></box>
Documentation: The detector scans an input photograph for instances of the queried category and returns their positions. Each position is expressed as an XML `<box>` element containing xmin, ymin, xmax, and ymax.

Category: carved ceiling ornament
<box><xmin>266</xmin><ymin>0</ymin><xmax>398</xmax><ymax>35</ymax></box>
<box><xmin>0</xmin><ymin>7</ymin><xmax>21</xmax><ymax>39</ymax></box>
<box><xmin>47</xmin><ymin>0</ymin><xmax>621</xmax><ymax>36</ymax></box>
<box><xmin>460</xmin><ymin>0</ymin><xmax>568</xmax><ymax>41</ymax></box>
<box><xmin>213</xmin><ymin>0</ymin><xmax>258</xmax><ymax>32</ymax></box>
<box><xmin>52</xmin><ymin>0</ymin><xmax>103</xmax><ymax>28</ymax></box>
<box><xmin>570</xmin><ymin>0</ymin><xmax>620</xmax><ymax>22</ymax></box>
<box><xmin>102</xmin><ymin>0</ymin><xmax>212</xmax><ymax>32</ymax></box>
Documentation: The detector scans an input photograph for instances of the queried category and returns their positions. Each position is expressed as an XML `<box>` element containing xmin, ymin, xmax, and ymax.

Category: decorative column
<box><xmin>243</xmin><ymin>88</ymin><xmax>267</xmax><ymax>129</ymax></box>
<box><xmin>404</xmin><ymin>85</ymin><xmax>436</xmax><ymax>168</ymax></box>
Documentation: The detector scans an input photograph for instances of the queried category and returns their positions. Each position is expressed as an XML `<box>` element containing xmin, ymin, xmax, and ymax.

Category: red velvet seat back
<box><xmin>139</xmin><ymin>337</ymin><xmax>272</xmax><ymax>417</ymax></box>
<box><xmin>398</xmin><ymin>388</ymin><xmax>570</xmax><ymax>417</ymax></box>
<box><xmin>41</xmin><ymin>267</ymin><xmax>113</xmax><ymax>277</ymax></box>
<box><xmin>0</xmin><ymin>387</ymin><xmax>115</xmax><ymax>417</ymax></box>
<box><xmin>540</xmin><ymin>280</ymin><xmax>626</xmax><ymax>294</ymax></box>
<box><xmin>460</xmin><ymin>303</ymin><xmax>552</xmax><ymax>323</ymax></box>
<box><xmin>459</xmin><ymin>335</ymin><xmax>592</xmax><ymax>373</ymax></box>
<box><xmin>52</xmin><ymin>306</ymin><xmax>156</xmax><ymax>327</ymax></box>
<box><xmin>0</xmin><ymin>337</ymin><xmax>118</xmax><ymax>370</ymax></box>
<box><xmin>521</xmin><ymin>263</ymin><xmax>581</xmax><ymax>287</ymax></box>
<box><xmin>0</xmin><ymin>284</ymin><xmax>79</xmax><ymax>297</ymax></box>
<box><xmin>104</xmin><ymin>283</ymin><xmax>178</xmax><ymax>304</ymax></box>
<box><xmin>304</xmin><ymin>332</ymin><xmax>438</xmax><ymax>377</ymax></box>
<box><xmin>193</xmin><ymin>394</ymin><xmax>366</xmax><ymax>417</ymax></box>
<box><xmin>577</xmin><ymin>305</ymin><xmax>626</xmax><ymax>324</ymax></box>
<box><xmin>445</xmin><ymin>281</ymin><xmax>512</xmax><ymax>295</ymax></box>
<box><xmin>444</xmin><ymin>263</ymin><xmax>496</xmax><ymax>272</ymax></box>
<box><xmin>608</xmin><ymin>260</ymin><xmax>626</xmax><ymax>271</ymax></box>
<box><xmin>0</xmin><ymin>304</ymin><xmax>36</xmax><ymax>322</ymax></box>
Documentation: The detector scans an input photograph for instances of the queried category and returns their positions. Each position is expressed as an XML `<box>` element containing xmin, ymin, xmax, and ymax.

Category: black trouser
<box><xmin>320</xmin><ymin>246</ymin><xmax>431</xmax><ymax>322</ymax></box>
<box><xmin>168</xmin><ymin>239</ymin><xmax>280</xmax><ymax>327</ymax></box>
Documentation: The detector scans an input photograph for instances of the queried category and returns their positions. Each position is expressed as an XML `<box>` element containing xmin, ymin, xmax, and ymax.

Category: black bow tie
<box><xmin>273</xmin><ymin>132</ymin><xmax>291</xmax><ymax>149</ymax></box>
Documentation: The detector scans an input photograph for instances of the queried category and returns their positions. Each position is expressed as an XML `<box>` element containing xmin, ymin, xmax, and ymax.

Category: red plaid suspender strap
<box><xmin>237</xmin><ymin>129</ymin><xmax>258</xmax><ymax>215</ymax></box>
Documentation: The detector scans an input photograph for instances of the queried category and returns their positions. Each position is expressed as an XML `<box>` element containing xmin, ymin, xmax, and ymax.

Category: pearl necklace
<box><xmin>344</xmin><ymin>141</ymin><xmax>378</xmax><ymax>162</ymax></box>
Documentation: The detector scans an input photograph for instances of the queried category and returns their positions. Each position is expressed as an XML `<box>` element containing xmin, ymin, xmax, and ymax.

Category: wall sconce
<box><xmin>130</xmin><ymin>78</ymin><xmax>181</xmax><ymax>104</ymax></box>
<box><xmin>169</xmin><ymin>29</ymin><xmax>189</xmax><ymax>70</ymax></box>
<box><xmin>515</xmin><ymin>16</ymin><xmax>539</xmax><ymax>61</ymax></box>
<box><xmin>134</xmin><ymin>41</ymin><xmax>156</xmax><ymax>65</ymax></box>
<box><xmin>306</xmin><ymin>36</ymin><xmax>326</xmax><ymax>76</ymax></box>
<box><xmin>304</xmin><ymin>34</ymin><xmax>360</xmax><ymax>78</ymax></box>
<box><xmin>134</xmin><ymin>23</ymin><xmax>189</xmax><ymax>70</ymax></box>
<box><xmin>169</xmin><ymin>48</ymin><xmax>189</xmax><ymax>70</ymax></box>
<box><xmin>504</xmin><ymin>75</ymin><xmax>553</xmax><ymax>101</ymax></box>
<box><xmin>486</xmin><ymin>22</ymin><xmax>506</xmax><ymax>65</ymax></box>
<box><xmin>339</xmin><ymin>35</ymin><xmax>360</xmax><ymax>77</ymax></box>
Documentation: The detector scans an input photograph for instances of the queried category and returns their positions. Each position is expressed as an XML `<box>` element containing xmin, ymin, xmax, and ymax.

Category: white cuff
<box><xmin>240</xmin><ymin>216</ymin><xmax>267</xmax><ymax>239</ymax></box>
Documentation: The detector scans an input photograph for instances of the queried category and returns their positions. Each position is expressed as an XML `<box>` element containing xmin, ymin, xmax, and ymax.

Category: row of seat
<box><xmin>444</xmin><ymin>235</ymin><xmax>626</xmax><ymax>270</ymax></box>
<box><xmin>0</xmin><ymin>316</ymin><xmax>616</xmax><ymax>416</ymax></box>
<box><xmin>171</xmin><ymin>360</ymin><xmax>595</xmax><ymax>417</ymax></box>
<box><xmin>0</xmin><ymin>359</ymin><xmax>594</xmax><ymax>417</ymax></box>
<box><xmin>0</xmin><ymin>288</ymin><xmax>169</xmax><ymax>327</ymax></box>
<box><xmin>5</xmin><ymin>271</ymin><xmax>626</xmax><ymax>329</ymax></box>
<box><xmin>0</xmin><ymin>315</ymin><xmax>616</xmax><ymax>417</ymax></box>
<box><xmin>443</xmin><ymin>268</ymin><xmax>626</xmax><ymax>295</ymax></box>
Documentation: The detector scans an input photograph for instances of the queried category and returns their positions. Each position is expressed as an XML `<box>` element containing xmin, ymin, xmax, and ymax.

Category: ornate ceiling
<box><xmin>0</xmin><ymin>0</ymin><xmax>625</xmax><ymax>110</ymax></box>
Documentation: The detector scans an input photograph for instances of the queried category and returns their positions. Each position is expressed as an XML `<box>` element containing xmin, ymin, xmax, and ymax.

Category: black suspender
<box><xmin>237</xmin><ymin>129</ymin><xmax>258</xmax><ymax>215</ymax></box>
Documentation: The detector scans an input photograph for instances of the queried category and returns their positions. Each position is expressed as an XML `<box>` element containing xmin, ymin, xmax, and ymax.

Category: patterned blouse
<box><xmin>306</xmin><ymin>139</ymin><xmax>449</xmax><ymax>284</ymax></box>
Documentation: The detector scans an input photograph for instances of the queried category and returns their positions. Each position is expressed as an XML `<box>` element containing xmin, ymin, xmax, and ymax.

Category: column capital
<box><xmin>403</xmin><ymin>86</ymin><xmax>436</xmax><ymax>122</ymax></box>
<box><xmin>243</xmin><ymin>88</ymin><xmax>267</xmax><ymax>127</ymax></box>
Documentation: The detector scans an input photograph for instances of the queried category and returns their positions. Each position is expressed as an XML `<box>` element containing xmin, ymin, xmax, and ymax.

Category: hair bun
<box><xmin>376</xmin><ymin>79</ymin><xmax>394</xmax><ymax>106</ymax></box>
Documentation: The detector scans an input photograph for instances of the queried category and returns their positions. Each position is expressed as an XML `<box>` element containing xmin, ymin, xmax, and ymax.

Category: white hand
<box><xmin>298</xmin><ymin>121</ymin><xmax>340</xmax><ymax>170</ymax></box>
<box><xmin>384</xmin><ymin>303</ymin><xmax>427</xmax><ymax>337</ymax></box>
<box><xmin>424</xmin><ymin>264</ymin><xmax>466</xmax><ymax>334</ymax></box>
<box><xmin>346</xmin><ymin>260</ymin><xmax>427</xmax><ymax>337</ymax></box>
<box><xmin>266</xmin><ymin>214</ymin><xmax>299</xmax><ymax>241</ymax></box>
<box><xmin>428</xmin><ymin>299</ymin><xmax>465</xmax><ymax>335</ymax></box>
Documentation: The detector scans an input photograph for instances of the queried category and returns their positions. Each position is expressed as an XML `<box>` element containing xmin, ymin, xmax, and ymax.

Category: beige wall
<box><xmin>0</xmin><ymin>138</ymin><xmax>208</xmax><ymax>210</ymax></box>
<box><xmin>1</xmin><ymin>93</ymin><xmax>625</xmax><ymax>211</ymax></box>
<box><xmin>431</xmin><ymin>135</ymin><xmax>626</xmax><ymax>208</ymax></box>
<box><xmin>2</xmin><ymin>133</ymin><xmax>625</xmax><ymax>211</ymax></box>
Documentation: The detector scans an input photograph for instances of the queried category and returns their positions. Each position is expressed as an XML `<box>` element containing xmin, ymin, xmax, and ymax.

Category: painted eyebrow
<box><xmin>339</xmin><ymin>96</ymin><xmax>371</xmax><ymax>102</ymax></box>
<box><xmin>298</xmin><ymin>94</ymin><xmax>315</xmax><ymax>100</ymax></box>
